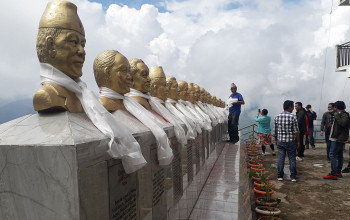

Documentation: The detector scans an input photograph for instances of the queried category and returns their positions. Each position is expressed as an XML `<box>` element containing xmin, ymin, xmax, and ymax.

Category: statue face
<box><xmin>168</xmin><ymin>80</ymin><xmax>178</xmax><ymax>100</ymax></box>
<box><xmin>51</xmin><ymin>30</ymin><xmax>86</xmax><ymax>79</ymax></box>
<box><xmin>132</xmin><ymin>62</ymin><xmax>150</xmax><ymax>93</ymax></box>
<box><xmin>194</xmin><ymin>85</ymin><xmax>200</xmax><ymax>101</ymax></box>
<box><xmin>109</xmin><ymin>53</ymin><xmax>132</xmax><ymax>94</ymax></box>
<box><xmin>179</xmin><ymin>84</ymin><xmax>188</xmax><ymax>100</ymax></box>
<box><xmin>157</xmin><ymin>78</ymin><xmax>168</xmax><ymax>101</ymax></box>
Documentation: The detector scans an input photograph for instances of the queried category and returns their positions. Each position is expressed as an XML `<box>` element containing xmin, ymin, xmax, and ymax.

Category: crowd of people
<box><xmin>227</xmin><ymin>84</ymin><xmax>350</xmax><ymax>181</ymax></box>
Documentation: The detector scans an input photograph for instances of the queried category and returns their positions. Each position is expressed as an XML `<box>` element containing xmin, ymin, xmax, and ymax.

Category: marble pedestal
<box><xmin>0</xmin><ymin>113</ymin><xmax>113</xmax><ymax>220</ymax></box>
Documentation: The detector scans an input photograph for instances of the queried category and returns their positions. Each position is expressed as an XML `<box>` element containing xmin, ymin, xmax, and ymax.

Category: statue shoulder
<box><xmin>99</xmin><ymin>96</ymin><xmax>126</xmax><ymax>111</ymax></box>
<box><xmin>33</xmin><ymin>82</ymin><xmax>83</xmax><ymax>113</ymax></box>
<box><xmin>130</xmin><ymin>96</ymin><xmax>152</xmax><ymax>110</ymax></box>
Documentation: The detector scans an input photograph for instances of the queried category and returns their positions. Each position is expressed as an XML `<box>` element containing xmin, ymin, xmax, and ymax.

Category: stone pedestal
<box><xmin>0</xmin><ymin>113</ymin><xmax>112</xmax><ymax>220</ymax></box>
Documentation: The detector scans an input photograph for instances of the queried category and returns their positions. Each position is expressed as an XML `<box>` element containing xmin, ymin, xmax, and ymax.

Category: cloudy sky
<box><xmin>1</xmin><ymin>0</ymin><xmax>350</xmax><ymax>119</ymax></box>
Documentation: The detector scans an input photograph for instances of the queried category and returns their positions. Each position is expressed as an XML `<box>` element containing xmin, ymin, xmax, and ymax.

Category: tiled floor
<box><xmin>189</xmin><ymin>142</ymin><xmax>241</xmax><ymax>220</ymax></box>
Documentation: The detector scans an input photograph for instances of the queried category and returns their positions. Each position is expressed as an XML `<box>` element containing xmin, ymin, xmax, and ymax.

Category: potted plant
<box><xmin>256</xmin><ymin>197</ymin><xmax>281</xmax><ymax>207</ymax></box>
<box><xmin>250</xmin><ymin>170</ymin><xmax>274</xmax><ymax>199</ymax></box>
<box><xmin>255</xmin><ymin>206</ymin><xmax>281</xmax><ymax>218</ymax></box>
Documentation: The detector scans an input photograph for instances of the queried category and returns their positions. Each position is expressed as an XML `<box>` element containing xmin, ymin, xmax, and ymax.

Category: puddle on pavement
<box><xmin>313</xmin><ymin>163</ymin><xmax>325</xmax><ymax>167</ymax></box>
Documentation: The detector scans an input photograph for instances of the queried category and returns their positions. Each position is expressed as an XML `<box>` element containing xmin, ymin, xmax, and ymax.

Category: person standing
<box><xmin>295</xmin><ymin>102</ymin><xmax>307</xmax><ymax>160</ymax></box>
<box><xmin>320</xmin><ymin>103</ymin><xmax>335</xmax><ymax>162</ymax></box>
<box><xmin>255</xmin><ymin>109</ymin><xmax>276</xmax><ymax>155</ymax></box>
<box><xmin>323</xmin><ymin>101</ymin><xmax>350</xmax><ymax>180</ymax></box>
<box><xmin>305</xmin><ymin>104</ymin><xmax>317</xmax><ymax>150</ymax></box>
<box><xmin>274</xmin><ymin>100</ymin><xmax>300</xmax><ymax>182</ymax></box>
<box><xmin>227</xmin><ymin>83</ymin><xmax>245</xmax><ymax>143</ymax></box>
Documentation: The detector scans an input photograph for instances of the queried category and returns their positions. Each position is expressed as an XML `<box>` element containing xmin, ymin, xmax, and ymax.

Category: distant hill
<box><xmin>0</xmin><ymin>99</ymin><xmax>36</xmax><ymax>124</ymax></box>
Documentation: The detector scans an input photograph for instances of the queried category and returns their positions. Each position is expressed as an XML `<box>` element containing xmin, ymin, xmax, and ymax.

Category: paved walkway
<box><xmin>189</xmin><ymin>142</ymin><xmax>242</xmax><ymax>220</ymax></box>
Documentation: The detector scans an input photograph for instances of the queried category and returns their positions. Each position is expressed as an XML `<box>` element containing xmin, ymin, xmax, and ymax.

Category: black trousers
<box><xmin>262</xmin><ymin>144</ymin><xmax>275</xmax><ymax>152</ymax></box>
<box><xmin>297</xmin><ymin>132</ymin><xmax>305</xmax><ymax>157</ymax></box>
<box><xmin>325</xmin><ymin>133</ymin><xmax>331</xmax><ymax>161</ymax></box>
<box><xmin>228</xmin><ymin>114</ymin><xmax>240</xmax><ymax>141</ymax></box>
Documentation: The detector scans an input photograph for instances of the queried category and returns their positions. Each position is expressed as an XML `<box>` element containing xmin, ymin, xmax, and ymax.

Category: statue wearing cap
<box><xmin>149</xmin><ymin>66</ymin><xmax>168</xmax><ymax>104</ymax></box>
<box><xmin>177</xmin><ymin>81</ymin><xmax>189</xmax><ymax>102</ymax></box>
<box><xmin>187</xmin><ymin>83</ymin><xmax>197</xmax><ymax>104</ymax></box>
<box><xmin>33</xmin><ymin>0</ymin><xmax>86</xmax><ymax>112</ymax></box>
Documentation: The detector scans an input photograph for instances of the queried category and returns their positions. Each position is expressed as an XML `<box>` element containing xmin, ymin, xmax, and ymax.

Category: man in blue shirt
<box><xmin>228</xmin><ymin>83</ymin><xmax>245</xmax><ymax>143</ymax></box>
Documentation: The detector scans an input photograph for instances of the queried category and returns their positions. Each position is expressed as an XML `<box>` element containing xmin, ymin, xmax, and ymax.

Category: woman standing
<box><xmin>255</xmin><ymin>109</ymin><xmax>276</xmax><ymax>155</ymax></box>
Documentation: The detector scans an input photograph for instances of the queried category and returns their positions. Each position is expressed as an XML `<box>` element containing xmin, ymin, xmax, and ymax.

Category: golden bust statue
<box><xmin>94</xmin><ymin>50</ymin><xmax>132</xmax><ymax>111</ymax></box>
<box><xmin>193</xmin><ymin>84</ymin><xmax>201</xmax><ymax>103</ymax></box>
<box><xmin>187</xmin><ymin>83</ymin><xmax>196</xmax><ymax>104</ymax></box>
<box><xmin>149</xmin><ymin>66</ymin><xmax>167</xmax><ymax>102</ymax></box>
<box><xmin>128</xmin><ymin>58</ymin><xmax>152</xmax><ymax>110</ymax></box>
<box><xmin>177</xmin><ymin>80</ymin><xmax>189</xmax><ymax>101</ymax></box>
<box><xmin>200</xmin><ymin>88</ymin><xmax>206</xmax><ymax>103</ymax></box>
<box><xmin>33</xmin><ymin>0</ymin><xmax>86</xmax><ymax>113</ymax></box>
<box><xmin>166</xmin><ymin>76</ymin><xmax>179</xmax><ymax>104</ymax></box>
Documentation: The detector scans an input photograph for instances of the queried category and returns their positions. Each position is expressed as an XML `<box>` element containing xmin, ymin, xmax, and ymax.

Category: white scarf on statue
<box><xmin>176</xmin><ymin>100</ymin><xmax>202</xmax><ymax>134</ymax></box>
<box><xmin>165</xmin><ymin>99</ymin><xmax>196</xmax><ymax>140</ymax></box>
<box><xmin>39</xmin><ymin>63</ymin><xmax>146</xmax><ymax>174</ymax></box>
<box><xmin>148</xmin><ymin>96</ymin><xmax>187</xmax><ymax>146</ymax></box>
<box><xmin>182</xmin><ymin>100</ymin><xmax>212</xmax><ymax>131</ymax></box>
<box><xmin>121</xmin><ymin>88</ymin><xmax>174</xmax><ymax>165</ymax></box>
<box><xmin>197</xmin><ymin>101</ymin><xmax>218</xmax><ymax>126</ymax></box>
<box><xmin>207</xmin><ymin>103</ymin><xmax>224</xmax><ymax>123</ymax></box>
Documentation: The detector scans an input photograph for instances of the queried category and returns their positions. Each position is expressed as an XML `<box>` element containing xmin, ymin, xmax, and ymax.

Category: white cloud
<box><xmin>1</xmin><ymin>0</ymin><xmax>350</xmax><ymax>120</ymax></box>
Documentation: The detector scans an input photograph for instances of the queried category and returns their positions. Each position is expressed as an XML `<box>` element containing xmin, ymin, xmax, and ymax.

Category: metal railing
<box><xmin>239</xmin><ymin>124</ymin><xmax>258</xmax><ymax>142</ymax></box>
<box><xmin>238</xmin><ymin>120</ymin><xmax>326</xmax><ymax>143</ymax></box>
<box><xmin>336</xmin><ymin>41</ymin><xmax>350</xmax><ymax>70</ymax></box>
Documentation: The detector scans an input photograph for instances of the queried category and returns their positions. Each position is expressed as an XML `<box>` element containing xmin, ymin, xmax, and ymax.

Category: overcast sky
<box><xmin>1</xmin><ymin>0</ymin><xmax>350</xmax><ymax>118</ymax></box>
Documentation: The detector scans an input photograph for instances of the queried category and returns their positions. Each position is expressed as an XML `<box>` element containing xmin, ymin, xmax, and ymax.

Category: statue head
<box><xmin>200</xmin><ymin>88</ymin><xmax>206</xmax><ymax>102</ymax></box>
<box><xmin>149</xmin><ymin>66</ymin><xmax>167</xmax><ymax>101</ymax></box>
<box><xmin>129</xmin><ymin>58</ymin><xmax>150</xmax><ymax>93</ymax></box>
<box><xmin>193</xmin><ymin>84</ymin><xmax>200</xmax><ymax>101</ymax></box>
<box><xmin>177</xmin><ymin>80</ymin><xmax>188</xmax><ymax>101</ymax></box>
<box><xmin>206</xmin><ymin>92</ymin><xmax>212</xmax><ymax>104</ymax></box>
<box><xmin>94</xmin><ymin>50</ymin><xmax>132</xmax><ymax>95</ymax></box>
<box><xmin>166</xmin><ymin>76</ymin><xmax>179</xmax><ymax>101</ymax></box>
<box><xmin>36</xmin><ymin>0</ymin><xmax>86</xmax><ymax>79</ymax></box>
<box><xmin>187</xmin><ymin>83</ymin><xmax>196</xmax><ymax>103</ymax></box>
<box><xmin>213</xmin><ymin>96</ymin><xmax>217</xmax><ymax>106</ymax></box>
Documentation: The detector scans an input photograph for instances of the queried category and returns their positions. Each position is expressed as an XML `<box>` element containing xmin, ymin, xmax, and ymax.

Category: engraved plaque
<box><xmin>108</xmin><ymin>161</ymin><xmax>138</xmax><ymax>220</ymax></box>
<box><xmin>187</xmin><ymin>141</ymin><xmax>193</xmax><ymax>183</ymax></box>
<box><xmin>151</xmin><ymin>146</ymin><xmax>167</xmax><ymax>220</ymax></box>
<box><xmin>172</xmin><ymin>144</ymin><xmax>183</xmax><ymax>201</ymax></box>
<box><xmin>195</xmin><ymin>137</ymin><xmax>200</xmax><ymax>174</ymax></box>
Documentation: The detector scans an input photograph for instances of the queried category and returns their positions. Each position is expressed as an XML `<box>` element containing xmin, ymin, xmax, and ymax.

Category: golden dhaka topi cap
<box><xmin>149</xmin><ymin>66</ymin><xmax>166</xmax><ymax>79</ymax></box>
<box><xmin>39</xmin><ymin>0</ymin><xmax>85</xmax><ymax>36</ymax></box>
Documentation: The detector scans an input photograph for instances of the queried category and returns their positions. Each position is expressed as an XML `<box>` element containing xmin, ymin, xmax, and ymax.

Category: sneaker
<box><xmin>312</xmin><ymin>146</ymin><xmax>316</xmax><ymax>150</ymax></box>
<box><xmin>277</xmin><ymin>177</ymin><xmax>283</xmax><ymax>181</ymax></box>
<box><xmin>342</xmin><ymin>167</ymin><xmax>350</xmax><ymax>173</ymax></box>
<box><xmin>336</xmin><ymin>173</ymin><xmax>343</xmax><ymax>178</ymax></box>
<box><xmin>305</xmin><ymin>145</ymin><xmax>309</xmax><ymax>149</ymax></box>
<box><xmin>272</xmin><ymin>152</ymin><xmax>276</xmax><ymax>156</ymax></box>
<box><xmin>291</xmin><ymin>179</ymin><xmax>296</xmax><ymax>182</ymax></box>
<box><xmin>296</xmin><ymin>156</ymin><xmax>302</xmax><ymax>161</ymax></box>
<box><xmin>323</xmin><ymin>173</ymin><xmax>338</xmax><ymax>180</ymax></box>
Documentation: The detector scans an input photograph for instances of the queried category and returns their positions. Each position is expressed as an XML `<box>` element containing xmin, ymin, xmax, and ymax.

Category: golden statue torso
<box><xmin>33</xmin><ymin>82</ymin><xmax>83</xmax><ymax>113</ymax></box>
<box><xmin>130</xmin><ymin>96</ymin><xmax>152</xmax><ymax>110</ymax></box>
<box><xmin>99</xmin><ymin>96</ymin><xmax>126</xmax><ymax>111</ymax></box>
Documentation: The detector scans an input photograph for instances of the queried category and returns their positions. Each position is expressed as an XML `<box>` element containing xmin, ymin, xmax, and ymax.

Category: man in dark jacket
<box><xmin>323</xmin><ymin>101</ymin><xmax>350</xmax><ymax>180</ymax></box>
<box><xmin>320</xmin><ymin>103</ymin><xmax>335</xmax><ymax>161</ymax></box>
<box><xmin>295</xmin><ymin>102</ymin><xmax>307</xmax><ymax>159</ymax></box>
<box><xmin>305</xmin><ymin>104</ymin><xmax>317</xmax><ymax>150</ymax></box>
